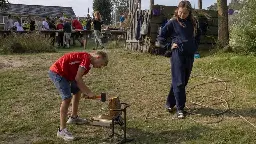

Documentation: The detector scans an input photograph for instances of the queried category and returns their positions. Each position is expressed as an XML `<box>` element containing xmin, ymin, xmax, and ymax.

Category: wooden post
<box><xmin>217</xmin><ymin>0</ymin><xmax>229</xmax><ymax>47</ymax></box>
<box><xmin>150</xmin><ymin>0</ymin><xmax>154</xmax><ymax>10</ymax></box>
<box><xmin>198</xmin><ymin>0</ymin><xmax>202</xmax><ymax>9</ymax></box>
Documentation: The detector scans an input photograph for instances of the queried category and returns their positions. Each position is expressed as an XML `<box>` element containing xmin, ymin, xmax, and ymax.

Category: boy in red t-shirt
<box><xmin>48</xmin><ymin>51</ymin><xmax>108</xmax><ymax>141</ymax></box>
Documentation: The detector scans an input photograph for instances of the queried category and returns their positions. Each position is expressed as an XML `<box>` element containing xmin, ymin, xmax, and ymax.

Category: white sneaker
<box><xmin>57</xmin><ymin>128</ymin><xmax>74</xmax><ymax>141</ymax></box>
<box><xmin>67</xmin><ymin>116</ymin><xmax>87</xmax><ymax>125</ymax></box>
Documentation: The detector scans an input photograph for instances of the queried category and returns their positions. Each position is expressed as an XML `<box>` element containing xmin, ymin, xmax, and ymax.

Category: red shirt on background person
<box><xmin>72</xmin><ymin>19</ymin><xmax>83</xmax><ymax>30</ymax></box>
<box><xmin>57</xmin><ymin>23</ymin><xmax>64</xmax><ymax>30</ymax></box>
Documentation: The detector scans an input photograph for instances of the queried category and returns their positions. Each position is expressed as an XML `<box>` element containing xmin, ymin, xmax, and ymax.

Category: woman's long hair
<box><xmin>173</xmin><ymin>1</ymin><xmax>197</xmax><ymax>36</ymax></box>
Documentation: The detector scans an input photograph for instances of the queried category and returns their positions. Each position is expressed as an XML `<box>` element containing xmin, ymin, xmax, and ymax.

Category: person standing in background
<box><xmin>63</xmin><ymin>18</ymin><xmax>72</xmax><ymax>48</ymax></box>
<box><xmin>92</xmin><ymin>11</ymin><xmax>104</xmax><ymax>49</ymax></box>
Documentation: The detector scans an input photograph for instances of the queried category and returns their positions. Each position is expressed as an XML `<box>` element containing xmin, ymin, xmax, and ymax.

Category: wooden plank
<box><xmin>126</xmin><ymin>39</ymin><xmax>139</xmax><ymax>43</ymax></box>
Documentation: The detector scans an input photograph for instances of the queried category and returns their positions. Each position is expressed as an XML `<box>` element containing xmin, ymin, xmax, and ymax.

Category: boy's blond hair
<box><xmin>96</xmin><ymin>51</ymin><xmax>108</xmax><ymax>66</ymax></box>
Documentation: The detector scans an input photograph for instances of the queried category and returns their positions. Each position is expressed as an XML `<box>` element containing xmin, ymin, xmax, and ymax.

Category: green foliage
<box><xmin>112</xmin><ymin>0</ymin><xmax>129</xmax><ymax>18</ymax></box>
<box><xmin>229</xmin><ymin>0</ymin><xmax>243</xmax><ymax>10</ymax></box>
<box><xmin>0</xmin><ymin>33</ymin><xmax>57</xmax><ymax>54</ymax></box>
<box><xmin>229</xmin><ymin>0</ymin><xmax>256</xmax><ymax>53</ymax></box>
<box><xmin>208</xmin><ymin>0</ymin><xmax>243</xmax><ymax>11</ymax></box>
<box><xmin>93</xmin><ymin>0</ymin><xmax>112</xmax><ymax>24</ymax></box>
<box><xmin>207</xmin><ymin>3</ymin><xmax>217</xmax><ymax>10</ymax></box>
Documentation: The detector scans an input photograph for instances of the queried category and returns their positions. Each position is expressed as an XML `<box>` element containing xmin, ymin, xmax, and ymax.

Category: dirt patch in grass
<box><xmin>0</xmin><ymin>56</ymin><xmax>31</xmax><ymax>70</ymax></box>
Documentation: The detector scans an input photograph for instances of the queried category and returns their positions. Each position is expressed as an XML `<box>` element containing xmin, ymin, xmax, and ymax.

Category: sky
<box><xmin>9</xmin><ymin>0</ymin><xmax>232</xmax><ymax>17</ymax></box>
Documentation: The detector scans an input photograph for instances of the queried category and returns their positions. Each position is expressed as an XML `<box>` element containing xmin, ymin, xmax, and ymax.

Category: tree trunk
<box><xmin>150</xmin><ymin>0</ymin><xmax>154</xmax><ymax>10</ymax></box>
<box><xmin>217</xmin><ymin>0</ymin><xmax>229</xmax><ymax>47</ymax></box>
<box><xmin>198</xmin><ymin>0</ymin><xmax>202</xmax><ymax>9</ymax></box>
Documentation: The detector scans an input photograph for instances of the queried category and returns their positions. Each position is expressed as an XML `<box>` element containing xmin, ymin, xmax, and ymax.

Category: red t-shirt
<box><xmin>72</xmin><ymin>19</ymin><xmax>83</xmax><ymax>30</ymax></box>
<box><xmin>50</xmin><ymin>52</ymin><xmax>92</xmax><ymax>81</ymax></box>
<box><xmin>56</xmin><ymin>23</ymin><xmax>64</xmax><ymax>30</ymax></box>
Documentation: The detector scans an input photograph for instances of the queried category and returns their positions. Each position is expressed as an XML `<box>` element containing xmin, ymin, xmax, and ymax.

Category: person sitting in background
<box><xmin>42</xmin><ymin>17</ymin><xmax>50</xmax><ymax>30</ymax></box>
<box><xmin>14</xmin><ymin>18</ymin><xmax>24</xmax><ymax>32</ymax></box>
<box><xmin>4</xmin><ymin>15</ymin><xmax>14</xmax><ymax>31</ymax></box>
<box><xmin>72</xmin><ymin>17</ymin><xmax>84</xmax><ymax>47</ymax></box>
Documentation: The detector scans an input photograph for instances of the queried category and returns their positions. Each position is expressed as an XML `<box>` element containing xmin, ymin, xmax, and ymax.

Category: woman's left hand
<box><xmin>171</xmin><ymin>43</ymin><xmax>178</xmax><ymax>49</ymax></box>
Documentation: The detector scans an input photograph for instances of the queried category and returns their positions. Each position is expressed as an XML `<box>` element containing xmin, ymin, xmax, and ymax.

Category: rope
<box><xmin>143</xmin><ymin>74</ymin><xmax>256</xmax><ymax>129</ymax></box>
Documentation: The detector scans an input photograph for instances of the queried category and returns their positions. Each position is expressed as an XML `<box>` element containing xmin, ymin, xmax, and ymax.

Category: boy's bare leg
<box><xmin>60</xmin><ymin>98</ymin><xmax>72</xmax><ymax>130</ymax></box>
<box><xmin>71</xmin><ymin>91</ymin><xmax>81</xmax><ymax>117</ymax></box>
<box><xmin>67</xmin><ymin>91</ymin><xmax>86</xmax><ymax>124</ymax></box>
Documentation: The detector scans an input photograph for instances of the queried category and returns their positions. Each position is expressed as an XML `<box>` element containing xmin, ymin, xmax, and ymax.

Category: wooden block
<box><xmin>91</xmin><ymin>117</ymin><xmax>112</xmax><ymax>127</ymax></box>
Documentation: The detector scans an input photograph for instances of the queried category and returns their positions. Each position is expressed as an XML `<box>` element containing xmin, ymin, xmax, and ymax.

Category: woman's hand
<box><xmin>171</xmin><ymin>43</ymin><xmax>178</xmax><ymax>49</ymax></box>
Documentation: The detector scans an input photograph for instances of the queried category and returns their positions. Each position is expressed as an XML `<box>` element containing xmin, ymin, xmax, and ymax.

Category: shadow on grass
<box><xmin>106</xmin><ymin>125</ymin><xmax>213</xmax><ymax>144</ymax></box>
<box><xmin>187</xmin><ymin>107</ymin><xmax>256</xmax><ymax>118</ymax></box>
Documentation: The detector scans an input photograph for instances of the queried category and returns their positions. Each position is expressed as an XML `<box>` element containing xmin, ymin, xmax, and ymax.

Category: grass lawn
<box><xmin>0</xmin><ymin>44</ymin><xmax>256</xmax><ymax>144</ymax></box>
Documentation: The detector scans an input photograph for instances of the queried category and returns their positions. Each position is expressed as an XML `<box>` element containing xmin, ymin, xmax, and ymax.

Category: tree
<box><xmin>111</xmin><ymin>0</ymin><xmax>129</xmax><ymax>24</ymax></box>
<box><xmin>112</xmin><ymin>0</ymin><xmax>129</xmax><ymax>15</ymax></box>
<box><xmin>207</xmin><ymin>3</ymin><xmax>217</xmax><ymax>10</ymax></box>
<box><xmin>229</xmin><ymin>0</ymin><xmax>256</xmax><ymax>53</ymax></box>
<box><xmin>93</xmin><ymin>0</ymin><xmax>113</xmax><ymax>24</ymax></box>
<box><xmin>228</xmin><ymin>0</ymin><xmax>243</xmax><ymax>10</ymax></box>
<box><xmin>217</xmin><ymin>0</ymin><xmax>229</xmax><ymax>47</ymax></box>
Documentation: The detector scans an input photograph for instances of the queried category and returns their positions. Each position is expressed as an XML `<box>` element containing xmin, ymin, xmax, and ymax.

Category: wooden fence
<box><xmin>125</xmin><ymin>0</ymin><xmax>219</xmax><ymax>54</ymax></box>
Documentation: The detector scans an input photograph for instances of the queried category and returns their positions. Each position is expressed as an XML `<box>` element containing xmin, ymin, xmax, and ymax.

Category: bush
<box><xmin>0</xmin><ymin>32</ymin><xmax>57</xmax><ymax>54</ymax></box>
<box><xmin>229</xmin><ymin>0</ymin><xmax>256</xmax><ymax>54</ymax></box>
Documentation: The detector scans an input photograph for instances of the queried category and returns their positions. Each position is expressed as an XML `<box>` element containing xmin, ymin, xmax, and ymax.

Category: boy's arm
<box><xmin>75</xmin><ymin>67</ymin><xmax>95</xmax><ymax>98</ymax></box>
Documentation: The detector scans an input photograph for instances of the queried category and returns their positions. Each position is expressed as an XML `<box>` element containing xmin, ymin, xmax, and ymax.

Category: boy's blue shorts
<box><xmin>48</xmin><ymin>70</ymin><xmax>80</xmax><ymax>100</ymax></box>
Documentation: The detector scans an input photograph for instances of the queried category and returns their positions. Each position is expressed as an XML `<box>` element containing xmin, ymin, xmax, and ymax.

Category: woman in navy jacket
<box><xmin>157</xmin><ymin>1</ymin><xmax>201</xmax><ymax>119</ymax></box>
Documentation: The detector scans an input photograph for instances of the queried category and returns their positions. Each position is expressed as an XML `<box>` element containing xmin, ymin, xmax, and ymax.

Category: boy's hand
<box><xmin>86</xmin><ymin>92</ymin><xmax>96</xmax><ymax>99</ymax></box>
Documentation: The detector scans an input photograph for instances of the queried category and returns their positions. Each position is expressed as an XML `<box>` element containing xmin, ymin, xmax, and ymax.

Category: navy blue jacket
<box><xmin>157</xmin><ymin>17</ymin><xmax>201</xmax><ymax>56</ymax></box>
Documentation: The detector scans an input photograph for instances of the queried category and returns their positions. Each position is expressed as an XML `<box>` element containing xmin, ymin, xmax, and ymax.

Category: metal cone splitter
<box><xmin>85</xmin><ymin>93</ymin><xmax>134</xmax><ymax>143</ymax></box>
